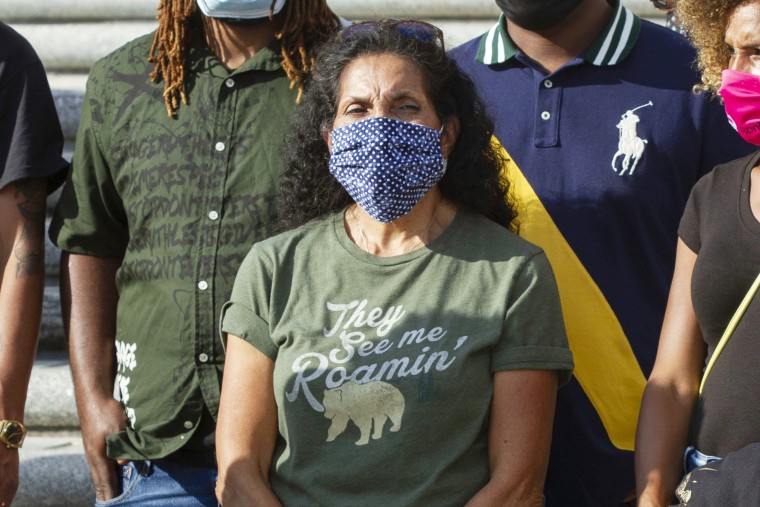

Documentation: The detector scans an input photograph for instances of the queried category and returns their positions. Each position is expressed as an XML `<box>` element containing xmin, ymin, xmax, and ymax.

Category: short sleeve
<box><xmin>49</xmin><ymin>61</ymin><xmax>129</xmax><ymax>257</ymax></box>
<box><xmin>0</xmin><ymin>57</ymin><xmax>67</xmax><ymax>191</ymax></box>
<box><xmin>678</xmin><ymin>173</ymin><xmax>707</xmax><ymax>254</ymax></box>
<box><xmin>492</xmin><ymin>251</ymin><xmax>574</xmax><ymax>386</ymax></box>
<box><xmin>220</xmin><ymin>244</ymin><xmax>278</xmax><ymax>359</ymax></box>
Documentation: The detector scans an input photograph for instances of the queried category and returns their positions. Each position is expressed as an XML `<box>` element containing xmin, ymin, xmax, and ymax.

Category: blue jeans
<box><xmin>93</xmin><ymin>460</ymin><xmax>218</xmax><ymax>506</ymax></box>
<box><xmin>683</xmin><ymin>445</ymin><xmax>721</xmax><ymax>474</ymax></box>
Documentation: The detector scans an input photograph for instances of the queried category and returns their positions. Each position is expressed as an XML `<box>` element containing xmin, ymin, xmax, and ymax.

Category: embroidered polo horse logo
<box><xmin>612</xmin><ymin>101</ymin><xmax>653</xmax><ymax>176</ymax></box>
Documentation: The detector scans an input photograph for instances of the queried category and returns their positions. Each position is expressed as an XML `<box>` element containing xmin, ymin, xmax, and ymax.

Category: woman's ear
<box><xmin>323</xmin><ymin>129</ymin><xmax>332</xmax><ymax>152</ymax></box>
<box><xmin>440</xmin><ymin>117</ymin><xmax>461</xmax><ymax>158</ymax></box>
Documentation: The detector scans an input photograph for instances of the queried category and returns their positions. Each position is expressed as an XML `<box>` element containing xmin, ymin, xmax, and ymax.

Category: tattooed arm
<box><xmin>0</xmin><ymin>177</ymin><xmax>46</xmax><ymax>506</ymax></box>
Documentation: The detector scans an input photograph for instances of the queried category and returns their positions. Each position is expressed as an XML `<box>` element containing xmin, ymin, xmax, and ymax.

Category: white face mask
<box><xmin>196</xmin><ymin>0</ymin><xmax>286</xmax><ymax>19</ymax></box>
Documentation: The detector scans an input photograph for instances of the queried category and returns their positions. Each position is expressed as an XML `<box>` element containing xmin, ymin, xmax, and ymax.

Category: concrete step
<box><xmin>17</xmin><ymin>19</ymin><xmax>496</xmax><ymax>73</ymax></box>
<box><xmin>6</xmin><ymin>1</ymin><xmax>664</xmax><ymax>72</ymax></box>
<box><xmin>41</xmin><ymin>218</ymin><xmax>65</xmax><ymax>350</ymax></box>
<box><xmin>0</xmin><ymin>0</ymin><xmax>661</xmax><ymax>21</ymax></box>
<box><xmin>25</xmin><ymin>352</ymin><xmax>78</xmax><ymax>429</ymax></box>
<box><xmin>16</xmin><ymin>432</ymin><xmax>93</xmax><ymax>507</ymax></box>
<box><xmin>2</xmin><ymin>0</ymin><xmax>503</xmax><ymax>21</ymax></box>
<box><xmin>14</xmin><ymin>354</ymin><xmax>91</xmax><ymax>506</ymax></box>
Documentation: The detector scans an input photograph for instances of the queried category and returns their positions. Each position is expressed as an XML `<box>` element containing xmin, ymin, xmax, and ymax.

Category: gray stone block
<box><xmin>40</xmin><ymin>284</ymin><xmax>65</xmax><ymax>351</ymax></box>
<box><xmin>16</xmin><ymin>454</ymin><xmax>93</xmax><ymax>507</ymax></box>
<box><xmin>34</xmin><ymin>18</ymin><xmax>493</xmax><ymax>88</ymax></box>
<box><xmin>42</xmin><ymin>218</ymin><xmax>66</xmax><ymax>350</ymax></box>
<box><xmin>45</xmin><ymin>219</ymin><xmax>61</xmax><ymax>276</ymax></box>
<box><xmin>0</xmin><ymin>0</ymin><xmax>664</xmax><ymax>22</ymax></box>
<box><xmin>25</xmin><ymin>353</ymin><xmax>79</xmax><ymax>429</ymax></box>
<box><xmin>11</xmin><ymin>21</ymin><xmax>158</xmax><ymax>72</ymax></box>
<box><xmin>53</xmin><ymin>88</ymin><xmax>84</xmax><ymax>141</ymax></box>
<box><xmin>17</xmin><ymin>435</ymin><xmax>93</xmax><ymax>507</ymax></box>
<box><xmin>10</xmin><ymin>1</ymin><xmax>664</xmax><ymax>71</ymax></box>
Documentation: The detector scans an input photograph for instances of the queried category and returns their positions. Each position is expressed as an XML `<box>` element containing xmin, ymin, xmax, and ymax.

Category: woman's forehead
<box><xmin>726</xmin><ymin>1</ymin><xmax>760</xmax><ymax>40</ymax></box>
<box><xmin>337</xmin><ymin>54</ymin><xmax>427</xmax><ymax>98</ymax></box>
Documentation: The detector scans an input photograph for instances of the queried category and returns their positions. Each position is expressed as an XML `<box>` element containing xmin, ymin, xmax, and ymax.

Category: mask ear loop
<box><xmin>439</xmin><ymin>122</ymin><xmax>448</xmax><ymax>173</ymax></box>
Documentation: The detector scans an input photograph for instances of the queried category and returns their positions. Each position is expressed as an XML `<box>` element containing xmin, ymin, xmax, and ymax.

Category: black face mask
<box><xmin>495</xmin><ymin>0</ymin><xmax>585</xmax><ymax>31</ymax></box>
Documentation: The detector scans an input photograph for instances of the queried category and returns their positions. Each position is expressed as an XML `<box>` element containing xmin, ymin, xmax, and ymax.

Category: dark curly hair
<box><xmin>275</xmin><ymin>20</ymin><xmax>518</xmax><ymax>232</ymax></box>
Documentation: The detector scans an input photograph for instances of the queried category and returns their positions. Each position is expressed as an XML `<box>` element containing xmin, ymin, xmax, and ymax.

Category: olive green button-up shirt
<box><xmin>50</xmin><ymin>29</ymin><xmax>297</xmax><ymax>460</ymax></box>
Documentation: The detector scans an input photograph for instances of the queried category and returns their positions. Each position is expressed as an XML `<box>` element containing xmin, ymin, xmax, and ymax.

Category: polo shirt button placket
<box><xmin>225</xmin><ymin>78</ymin><xmax>235</xmax><ymax>88</ymax></box>
<box><xmin>198</xmin><ymin>280</ymin><xmax>209</xmax><ymax>291</ymax></box>
<box><xmin>208</xmin><ymin>210</ymin><xmax>219</xmax><ymax>221</ymax></box>
<box><xmin>199</xmin><ymin>353</ymin><xmax>209</xmax><ymax>363</ymax></box>
<box><xmin>541</xmin><ymin>111</ymin><xmax>551</xmax><ymax>121</ymax></box>
<box><xmin>543</xmin><ymin>79</ymin><xmax>553</xmax><ymax>88</ymax></box>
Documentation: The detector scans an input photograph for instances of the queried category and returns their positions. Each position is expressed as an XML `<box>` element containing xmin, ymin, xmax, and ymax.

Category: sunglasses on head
<box><xmin>338</xmin><ymin>20</ymin><xmax>445</xmax><ymax>50</ymax></box>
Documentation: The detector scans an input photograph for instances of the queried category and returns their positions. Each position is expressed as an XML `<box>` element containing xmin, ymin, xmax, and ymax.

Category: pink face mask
<box><xmin>719</xmin><ymin>69</ymin><xmax>760</xmax><ymax>146</ymax></box>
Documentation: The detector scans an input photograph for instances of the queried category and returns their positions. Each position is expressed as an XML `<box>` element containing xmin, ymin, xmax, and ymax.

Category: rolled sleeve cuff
<box><xmin>220</xmin><ymin>300</ymin><xmax>277</xmax><ymax>359</ymax></box>
<box><xmin>492</xmin><ymin>345</ymin><xmax>574</xmax><ymax>387</ymax></box>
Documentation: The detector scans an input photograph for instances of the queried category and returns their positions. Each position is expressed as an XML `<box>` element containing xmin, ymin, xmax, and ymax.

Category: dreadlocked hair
<box><xmin>149</xmin><ymin>0</ymin><xmax>196</xmax><ymax>118</ymax></box>
<box><xmin>149</xmin><ymin>0</ymin><xmax>340</xmax><ymax>118</ymax></box>
<box><xmin>278</xmin><ymin>0</ymin><xmax>340</xmax><ymax>103</ymax></box>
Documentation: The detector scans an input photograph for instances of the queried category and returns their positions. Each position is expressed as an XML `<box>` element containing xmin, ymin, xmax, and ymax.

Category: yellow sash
<box><xmin>499</xmin><ymin>142</ymin><xmax>645</xmax><ymax>451</ymax></box>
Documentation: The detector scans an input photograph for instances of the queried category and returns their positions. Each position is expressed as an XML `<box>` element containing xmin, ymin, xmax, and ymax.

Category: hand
<box><xmin>636</xmin><ymin>490</ymin><xmax>673</xmax><ymax>507</ymax></box>
<box><xmin>0</xmin><ymin>446</ymin><xmax>19</xmax><ymax>507</ymax></box>
<box><xmin>636</xmin><ymin>494</ymin><xmax>670</xmax><ymax>507</ymax></box>
<box><xmin>79</xmin><ymin>397</ymin><xmax>127</xmax><ymax>501</ymax></box>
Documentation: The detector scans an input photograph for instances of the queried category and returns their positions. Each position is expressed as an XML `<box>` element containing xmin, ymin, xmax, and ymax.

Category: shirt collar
<box><xmin>475</xmin><ymin>0</ymin><xmax>641</xmax><ymax>67</ymax></box>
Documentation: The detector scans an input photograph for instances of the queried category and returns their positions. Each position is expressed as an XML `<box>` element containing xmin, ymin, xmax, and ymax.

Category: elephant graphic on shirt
<box><xmin>322</xmin><ymin>380</ymin><xmax>405</xmax><ymax>446</ymax></box>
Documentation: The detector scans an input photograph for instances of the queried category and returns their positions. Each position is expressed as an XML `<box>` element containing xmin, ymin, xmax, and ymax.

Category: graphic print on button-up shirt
<box><xmin>115</xmin><ymin>339</ymin><xmax>138</xmax><ymax>428</ymax></box>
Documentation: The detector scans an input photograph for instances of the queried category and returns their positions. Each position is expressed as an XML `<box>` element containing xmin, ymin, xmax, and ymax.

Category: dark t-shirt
<box><xmin>0</xmin><ymin>22</ymin><xmax>67</xmax><ymax>190</ymax></box>
<box><xmin>679</xmin><ymin>151</ymin><xmax>760</xmax><ymax>457</ymax></box>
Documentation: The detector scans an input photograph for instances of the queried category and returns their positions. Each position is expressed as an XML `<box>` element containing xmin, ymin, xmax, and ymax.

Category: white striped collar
<box><xmin>475</xmin><ymin>0</ymin><xmax>641</xmax><ymax>67</ymax></box>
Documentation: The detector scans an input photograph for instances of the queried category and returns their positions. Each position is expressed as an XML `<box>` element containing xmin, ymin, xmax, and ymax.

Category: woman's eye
<box><xmin>726</xmin><ymin>45</ymin><xmax>736</xmax><ymax>56</ymax></box>
<box><xmin>399</xmin><ymin>104</ymin><xmax>420</xmax><ymax>111</ymax></box>
<box><xmin>345</xmin><ymin>106</ymin><xmax>366</xmax><ymax>114</ymax></box>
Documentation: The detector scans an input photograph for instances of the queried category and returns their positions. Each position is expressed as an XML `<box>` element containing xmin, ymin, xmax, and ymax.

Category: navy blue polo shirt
<box><xmin>451</xmin><ymin>2</ymin><xmax>753</xmax><ymax>505</ymax></box>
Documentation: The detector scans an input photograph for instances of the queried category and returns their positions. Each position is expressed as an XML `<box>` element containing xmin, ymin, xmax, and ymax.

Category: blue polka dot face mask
<box><xmin>328</xmin><ymin>116</ymin><xmax>446</xmax><ymax>223</ymax></box>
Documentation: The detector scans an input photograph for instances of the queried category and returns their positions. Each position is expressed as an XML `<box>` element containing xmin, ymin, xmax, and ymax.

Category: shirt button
<box><xmin>183</xmin><ymin>420</ymin><xmax>193</xmax><ymax>429</ymax></box>
<box><xmin>543</xmin><ymin>79</ymin><xmax>553</xmax><ymax>88</ymax></box>
<box><xmin>541</xmin><ymin>111</ymin><xmax>551</xmax><ymax>121</ymax></box>
<box><xmin>225</xmin><ymin>78</ymin><xmax>235</xmax><ymax>88</ymax></box>
<box><xmin>208</xmin><ymin>210</ymin><xmax>219</xmax><ymax>221</ymax></box>
<box><xmin>198</xmin><ymin>280</ymin><xmax>209</xmax><ymax>291</ymax></box>
<box><xmin>199</xmin><ymin>353</ymin><xmax>209</xmax><ymax>363</ymax></box>
<box><xmin>215</xmin><ymin>141</ymin><xmax>226</xmax><ymax>152</ymax></box>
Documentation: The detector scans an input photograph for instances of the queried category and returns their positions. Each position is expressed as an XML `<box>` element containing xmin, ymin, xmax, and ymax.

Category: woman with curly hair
<box><xmin>635</xmin><ymin>1</ymin><xmax>760</xmax><ymax>504</ymax></box>
<box><xmin>215</xmin><ymin>20</ymin><xmax>574</xmax><ymax>506</ymax></box>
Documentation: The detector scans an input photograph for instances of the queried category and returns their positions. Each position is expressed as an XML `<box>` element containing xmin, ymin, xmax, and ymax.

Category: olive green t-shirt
<box><xmin>221</xmin><ymin>207</ymin><xmax>573</xmax><ymax>506</ymax></box>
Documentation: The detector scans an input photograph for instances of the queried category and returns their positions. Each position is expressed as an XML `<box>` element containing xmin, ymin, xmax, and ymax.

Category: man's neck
<box><xmin>202</xmin><ymin>15</ymin><xmax>283</xmax><ymax>70</ymax></box>
<box><xmin>506</xmin><ymin>0</ymin><xmax>613</xmax><ymax>74</ymax></box>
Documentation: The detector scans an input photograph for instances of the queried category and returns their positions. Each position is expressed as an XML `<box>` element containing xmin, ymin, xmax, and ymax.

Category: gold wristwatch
<box><xmin>0</xmin><ymin>420</ymin><xmax>27</xmax><ymax>449</ymax></box>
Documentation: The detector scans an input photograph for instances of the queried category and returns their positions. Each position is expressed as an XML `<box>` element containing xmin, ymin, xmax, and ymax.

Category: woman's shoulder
<box><xmin>453</xmin><ymin>208</ymin><xmax>546</xmax><ymax>262</ymax></box>
<box><xmin>695</xmin><ymin>151</ymin><xmax>760</xmax><ymax>196</ymax></box>
<box><xmin>251</xmin><ymin>212</ymin><xmax>338</xmax><ymax>258</ymax></box>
